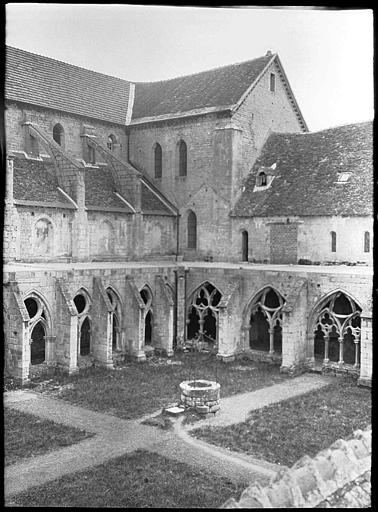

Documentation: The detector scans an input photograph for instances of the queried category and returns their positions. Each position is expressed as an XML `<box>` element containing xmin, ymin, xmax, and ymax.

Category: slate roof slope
<box><xmin>132</xmin><ymin>55</ymin><xmax>273</xmax><ymax>120</ymax></box>
<box><xmin>141</xmin><ymin>182</ymin><xmax>174</xmax><ymax>215</ymax></box>
<box><xmin>5</xmin><ymin>46</ymin><xmax>131</xmax><ymax>125</ymax></box>
<box><xmin>84</xmin><ymin>167</ymin><xmax>133</xmax><ymax>211</ymax></box>
<box><xmin>12</xmin><ymin>157</ymin><xmax>73</xmax><ymax>206</ymax></box>
<box><xmin>232</xmin><ymin>121</ymin><xmax>373</xmax><ymax>217</ymax></box>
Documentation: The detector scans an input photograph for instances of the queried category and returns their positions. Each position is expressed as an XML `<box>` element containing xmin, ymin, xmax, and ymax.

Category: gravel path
<box><xmin>4</xmin><ymin>372</ymin><xmax>332</xmax><ymax>499</ymax></box>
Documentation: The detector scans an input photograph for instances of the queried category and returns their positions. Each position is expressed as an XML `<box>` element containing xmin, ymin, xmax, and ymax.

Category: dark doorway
<box><xmin>187</xmin><ymin>306</ymin><xmax>200</xmax><ymax>339</ymax></box>
<box><xmin>273</xmin><ymin>321</ymin><xmax>282</xmax><ymax>354</ymax></box>
<box><xmin>343</xmin><ymin>328</ymin><xmax>356</xmax><ymax>365</ymax></box>
<box><xmin>249</xmin><ymin>308</ymin><xmax>270</xmax><ymax>351</ymax></box>
<box><xmin>241</xmin><ymin>230</ymin><xmax>248</xmax><ymax>262</ymax></box>
<box><xmin>80</xmin><ymin>317</ymin><xmax>91</xmax><ymax>356</ymax></box>
<box><xmin>203</xmin><ymin>309</ymin><xmax>217</xmax><ymax>341</ymax></box>
<box><xmin>112</xmin><ymin>315</ymin><xmax>118</xmax><ymax>351</ymax></box>
<box><xmin>328</xmin><ymin>329</ymin><xmax>339</xmax><ymax>362</ymax></box>
<box><xmin>30</xmin><ymin>322</ymin><xmax>45</xmax><ymax>365</ymax></box>
<box><xmin>314</xmin><ymin>326</ymin><xmax>325</xmax><ymax>362</ymax></box>
<box><xmin>145</xmin><ymin>311</ymin><xmax>152</xmax><ymax>345</ymax></box>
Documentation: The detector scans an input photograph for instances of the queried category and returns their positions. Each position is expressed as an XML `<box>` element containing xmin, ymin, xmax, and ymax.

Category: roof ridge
<box><xmin>134</xmin><ymin>53</ymin><xmax>275</xmax><ymax>85</ymax></box>
<box><xmin>6</xmin><ymin>45</ymin><xmax>132</xmax><ymax>85</ymax></box>
<box><xmin>268</xmin><ymin>120</ymin><xmax>373</xmax><ymax>139</ymax></box>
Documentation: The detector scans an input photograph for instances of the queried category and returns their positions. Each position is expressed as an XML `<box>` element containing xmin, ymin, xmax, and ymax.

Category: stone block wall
<box><xmin>5</xmin><ymin>101</ymin><xmax>128</xmax><ymax>162</ymax></box>
<box><xmin>230</xmin><ymin>216</ymin><xmax>373</xmax><ymax>265</ymax></box>
<box><xmin>221</xmin><ymin>428</ymin><xmax>371</xmax><ymax>508</ymax></box>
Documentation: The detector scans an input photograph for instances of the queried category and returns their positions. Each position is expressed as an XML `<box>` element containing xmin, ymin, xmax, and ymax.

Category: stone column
<box><xmin>268</xmin><ymin>327</ymin><xmax>275</xmax><ymax>355</ymax></box>
<box><xmin>358</xmin><ymin>316</ymin><xmax>372</xmax><ymax>387</ymax></box>
<box><xmin>354</xmin><ymin>338</ymin><xmax>360</xmax><ymax>367</ymax></box>
<box><xmin>44</xmin><ymin>335</ymin><xmax>56</xmax><ymax>366</ymax></box>
<box><xmin>324</xmin><ymin>335</ymin><xmax>329</xmax><ymax>364</ymax></box>
<box><xmin>72</xmin><ymin>169</ymin><xmax>89</xmax><ymax>261</ymax></box>
<box><xmin>19</xmin><ymin>322</ymin><xmax>31</xmax><ymax>384</ymax></box>
<box><xmin>338</xmin><ymin>336</ymin><xmax>344</xmax><ymax>365</ymax></box>
<box><xmin>175</xmin><ymin>267</ymin><xmax>187</xmax><ymax>348</ymax></box>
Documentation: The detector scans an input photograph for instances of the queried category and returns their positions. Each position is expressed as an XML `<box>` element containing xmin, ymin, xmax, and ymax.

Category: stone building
<box><xmin>3</xmin><ymin>46</ymin><xmax>373</xmax><ymax>386</ymax></box>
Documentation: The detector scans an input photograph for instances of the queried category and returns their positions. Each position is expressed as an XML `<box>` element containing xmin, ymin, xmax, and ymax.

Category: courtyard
<box><xmin>4</xmin><ymin>354</ymin><xmax>371</xmax><ymax>508</ymax></box>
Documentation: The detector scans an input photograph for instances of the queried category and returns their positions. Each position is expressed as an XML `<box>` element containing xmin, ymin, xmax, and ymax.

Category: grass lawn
<box><xmin>25</xmin><ymin>352</ymin><xmax>288</xmax><ymax>420</ymax></box>
<box><xmin>191</xmin><ymin>377</ymin><xmax>371</xmax><ymax>467</ymax></box>
<box><xmin>5</xmin><ymin>408</ymin><xmax>93</xmax><ymax>466</ymax></box>
<box><xmin>8</xmin><ymin>449</ymin><xmax>245</xmax><ymax>508</ymax></box>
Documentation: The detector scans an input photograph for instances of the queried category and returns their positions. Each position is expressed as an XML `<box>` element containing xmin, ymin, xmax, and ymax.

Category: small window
<box><xmin>53</xmin><ymin>123</ymin><xmax>64</xmax><ymax>146</ymax></box>
<box><xmin>337</xmin><ymin>172</ymin><xmax>350</xmax><ymax>183</ymax></box>
<box><xmin>179</xmin><ymin>140</ymin><xmax>187</xmax><ymax>177</ymax></box>
<box><xmin>331</xmin><ymin>231</ymin><xmax>337</xmax><ymax>253</ymax></box>
<box><xmin>270</xmin><ymin>73</ymin><xmax>276</xmax><ymax>92</ymax></box>
<box><xmin>187</xmin><ymin>210</ymin><xmax>197</xmax><ymax>249</ymax></box>
<box><xmin>257</xmin><ymin>172</ymin><xmax>267</xmax><ymax>187</ymax></box>
<box><xmin>154</xmin><ymin>143</ymin><xmax>162</xmax><ymax>179</ymax></box>
<box><xmin>107</xmin><ymin>134</ymin><xmax>117</xmax><ymax>151</ymax></box>
<box><xmin>364</xmin><ymin>232</ymin><xmax>370</xmax><ymax>253</ymax></box>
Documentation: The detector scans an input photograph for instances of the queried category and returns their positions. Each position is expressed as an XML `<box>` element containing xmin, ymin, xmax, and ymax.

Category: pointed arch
<box><xmin>186</xmin><ymin>281</ymin><xmax>222</xmax><ymax>344</ymax></box>
<box><xmin>79</xmin><ymin>315</ymin><xmax>91</xmax><ymax>356</ymax></box>
<box><xmin>187</xmin><ymin>210</ymin><xmax>197</xmax><ymax>249</ymax></box>
<box><xmin>73</xmin><ymin>287</ymin><xmax>92</xmax><ymax>316</ymax></box>
<box><xmin>178</xmin><ymin>139</ymin><xmax>187</xmax><ymax>177</ymax></box>
<box><xmin>23</xmin><ymin>289</ymin><xmax>53</xmax><ymax>334</ymax></box>
<box><xmin>153</xmin><ymin>142</ymin><xmax>162</xmax><ymax>179</ymax></box>
<box><xmin>53</xmin><ymin>123</ymin><xmax>65</xmax><ymax>147</ymax></box>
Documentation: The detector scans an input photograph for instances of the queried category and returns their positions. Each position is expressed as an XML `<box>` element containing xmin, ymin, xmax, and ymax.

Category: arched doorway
<box><xmin>312</xmin><ymin>292</ymin><xmax>361</xmax><ymax>367</ymax></box>
<box><xmin>241</xmin><ymin>230</ymin><xmax>248</xmax><ymax>262</ymax></box>
<box><xmin>186</xmin><ymin>282</ymin><xmax>222</xmax><ymax>346</ymax></box>
<box><xmin>80</xmin><ymin>317</ymin><xmax>91</xmax><ymax>356</ymax></box>
<box><xmin>30</xmin><ymin>321</ymin><xmax>46</xmax><ymax>365</ymax></box>
<box><xmin>145</xmin><ymin>310</ymin><xmax>153</xmax><ymax>345</ymax></box>
<box><xmin>248</xmin><ymin>287</ymin><xmax>285</xmax><ymax>355</ymax></box>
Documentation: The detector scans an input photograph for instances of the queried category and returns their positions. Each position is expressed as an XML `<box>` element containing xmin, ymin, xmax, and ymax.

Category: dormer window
<box><xmin>257</xmin><ymin>172</ymin><xmax>267</xmax><ymax>187</ymax></box>
<box><xmin>270</xmin><ymin>73</ymin><xmax>276</xmax><ymax>92</ymax></box>
<box><xmin>107</xmin><ymin>134</ymin><xmax>117</xmax><ymax>151</ymax></box>
<box><xmin>53</xmin><ymin>123</ymin><xmax>64</xmax><ymax>147</ymax></box>
<box><xmin>337</xmin><ymin>172</ymin><xmax>350</xmax><ymax>183</ymax></box>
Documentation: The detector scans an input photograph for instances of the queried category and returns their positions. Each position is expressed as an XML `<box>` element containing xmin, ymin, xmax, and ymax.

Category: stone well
<box><xmin>179</xmin><ymin>379</ymin><xmax>220</xmax><ymax>414</ymax></box>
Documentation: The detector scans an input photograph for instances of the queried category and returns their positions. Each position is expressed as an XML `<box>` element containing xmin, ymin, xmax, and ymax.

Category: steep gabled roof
<box><xmin>84</xmin><ymin>167</ymin><xmax>134</xmax><ymax>212</ymax></box>
<box><xmin>5</xmin><ymin>46</ymin><xmax>132</xmax><ymax>125</ymax></box>
<box><xmin>12</xmin><ymin>156</ymin><xmax>74</xmax><ymax>207</ymax></box>
<box><xmin>132</xmin><ymin>54</ymin><xmax>274</xmax><ymax>122</ymax></box>
<box><xmin>232</xmin><ymin>121</ymin><xmax>373</xmax><ymax>217</ymax></box>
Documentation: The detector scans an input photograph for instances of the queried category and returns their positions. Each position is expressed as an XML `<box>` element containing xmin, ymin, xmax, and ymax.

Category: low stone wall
<box><xmin>180</xmin><ymin>379</ymin><xmax>220</xmax><ymax>414</ymax></box>
<box><xmin>221</xmin><ymin>428</ymin><xmax>371</xmax><ymax>508</ymax></box>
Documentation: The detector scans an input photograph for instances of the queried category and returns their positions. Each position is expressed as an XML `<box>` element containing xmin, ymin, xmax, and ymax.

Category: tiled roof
<box><xmin>232</xmin><ymin>121</ymin><xmax>373</xmax><ymax>217</ymax></box>
<box><xmin>141</xmin><ymin>182</ymin><xmax>173</xmax><ymax>214</ymax></box>
<box><xmin>132</xmin><ymin>55</ymin><xmax>273</xmax><ymax>120</ymax></box>
<box><xmin>5</xmin><ymin>46</ymin><xmax>131</xmax><ymax>125</ymax></box>
<box><xmin>84</xmin><ymin>167</ymin><xmax>133</xmax><ymax>211</ymax></box>
<box><xmin>12</xmin><ymin>156</ymin><xmax>72</xmax><ymax>206</ymax></box>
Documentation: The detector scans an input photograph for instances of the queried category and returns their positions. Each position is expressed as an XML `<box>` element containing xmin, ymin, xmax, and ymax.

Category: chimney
<box><xmin>266</xmin><ymin>50</ymin><xmax>272</xmax><ymax>56</ymax></box>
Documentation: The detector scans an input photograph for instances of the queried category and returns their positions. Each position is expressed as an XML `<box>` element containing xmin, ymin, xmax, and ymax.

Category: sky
<box><xmin>5</xmin><ymin>4</ymin><xmax>374</xmax><ymax>132</ymax></box>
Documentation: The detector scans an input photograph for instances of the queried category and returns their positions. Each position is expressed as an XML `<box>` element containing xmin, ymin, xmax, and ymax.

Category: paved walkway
<box><xmin>4</xmin><ymin>373</ymin><xmax>332</xmax><ymax>500</ymax></box>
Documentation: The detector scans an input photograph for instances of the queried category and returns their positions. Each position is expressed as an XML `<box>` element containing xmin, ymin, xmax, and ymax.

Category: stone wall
<box><xmin>5</xmin><ymin>101</ymin><xmax>128</xmax><ymax>162</ymax></box>
<box><xmin>221</xmin><ymin>428</ymin><xmax>371</xmax><ymax>508</ymax></box>
<box><xmin>231</xmin><ymin>216</ymin><xmax>373</xmax><ymax>265</ymax></box>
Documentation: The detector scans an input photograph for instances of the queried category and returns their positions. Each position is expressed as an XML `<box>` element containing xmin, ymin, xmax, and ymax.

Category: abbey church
<box><xmin>3</xmin><ymin>46</ymin><xmax>372</xmax><ymax>386</ymax></box>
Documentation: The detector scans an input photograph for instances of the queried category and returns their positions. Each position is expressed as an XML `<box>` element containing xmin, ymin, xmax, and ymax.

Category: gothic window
<box><xmin>248</xmin><ymin>287</ymin><xmax>285</xmax><ymax>354</ymax></box>
<box><xmin>74</xmin><ymin>290</ymin><xmax>91</xmax><ymax>356</ymax></box>
<box><xmin>270</xmin><ymin>73</ymin><xmax>276</xmax><ymax>92</ymax></box>
<box><xmin>186</xmin><ymin>282</ymin><xmax>222</xmax><ymax>344</ymax></box>
<box><xmin>313</xmin><ymin>292</ymin><xmax>361</xmax><ymax>367</ymax></box>
<box><xmin>80</xmin><ymin>317</ymin><xmax>91</xmax><ymax>356</ymax></box>
<box><xmin>107</xmin><ymin>134</ymin><xmax>117</xmax><ymax>151</ymax></box>
<box><xmin>154</xmin><ymin>143</ymin><xmax>162</xmax><ymax>179</ymax></box>
<box><xmin>331</xmin><ymin>231</ymin><xmax>337</xmax><ymax>252</ymax></box>
<box><xmin>24</xmin><ymin>293</ymin><xmax>51</xmax><ymax>366</ymax></box>
<box><xmin>179</xmin><ymin>140</ymin><xmax>187</xmax><ymax>177</ymax></box>
<box><xmin>53</xmin><ymin>123</ymin><xmax>64</xmax><ymax>147</ymax></box>
<box><xmin>140</xmin><ymin>286</ymin><xmax>153</xmax><ymax>346</ymax></box>
<box><xmin>106</xmin><ymin>287</ymin><xmax>122</xmax><ymax>352</ymax></box>
<box><xmin>364</xmin><ymin>231</ymin><xmax>370</xmax><ymax>253</ymax></box>
<box><xmin>187</xmin><ymin>210</ymin><xmax>197</xmax><ymax>249</ymax></box>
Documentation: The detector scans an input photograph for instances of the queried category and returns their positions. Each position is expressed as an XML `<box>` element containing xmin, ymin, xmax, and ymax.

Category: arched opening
<box><xmin>74</xmin><ymin>294</ymin><xmax>87</xmax><ymax>315</ymax></box>
<box><xmin>30</xmin><ymin>321</ymin><xmax>46</xmax><ymax>365</ymax></box>
<box><xmin>80</xmin><ymin>317</ymin><xmax>91</xmax><ymax>356</ymax></box>
<box><xmin>247</xmin><ymin>287</ymin><xmax>285</xmax><ymax>354</ymax></box>
<box><xmin>154</xmin><ymin>143</ymin><xmax>162</xmax><ymax>179</ymax></box>
<box><xmin>312</xmin><ymin>292</ymin><xmax>361</xmax><ymax>367</ymax></box>
<box><xmin>241</xmin><ymin>230</ymin><xmax>248</xmax><ymax>262</ymax></box>
<box><xmin>25</xmin><ymin>297</ymin><xmax>39</xmax><ymax>319</ymax></box>
<box><xmin>112</xmin><ymin>315</ymin><xmax>119</xmax><ymax>351</ymax></box>
<box><xmin>257</xmin><ymin>171</ymin><xmax>267</xmax><ymax>187</ymax></box>
<box><xmin>145</xmin><ymin>310</ymin><xmax>152</xmax><ymax>345</ymax></box>
<box><xmin>186</xmin><ymin>282</ymin><xmax>221</xmax><ymax>345</ymax></box>
<box><xmin>53</xmin><ymin>123</ymin><xmax>64</xmax><ymax>147</ymax></box>
<box><xmin>178</xmin><ymin>140</ymin><xmax>187</xmax><ymax>177</ymax></box>
<box><xmin>331</xmin><ymin>231</ymin><xmax>337</xmax><ymax>252</ymax></box>
<box><xmin>187</xmin><ymin>211</ymin><xmax>197</xmax><ymax>249</ymax></box>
